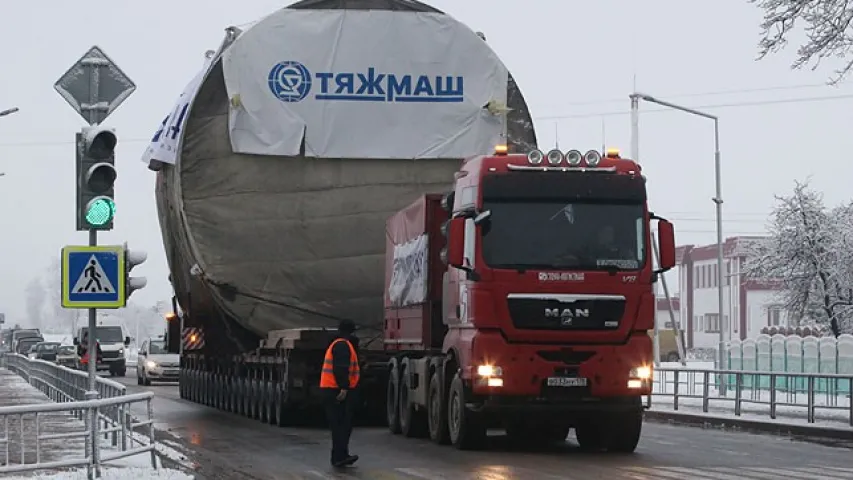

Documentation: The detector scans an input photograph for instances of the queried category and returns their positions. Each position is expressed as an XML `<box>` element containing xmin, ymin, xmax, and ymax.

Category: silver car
<box><xmin>136</xmin><ymin>338</ymin><xmax>180</xmax><ymax>385</ymax></box>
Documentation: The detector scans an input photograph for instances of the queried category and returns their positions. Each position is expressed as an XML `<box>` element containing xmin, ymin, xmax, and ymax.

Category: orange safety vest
<box><xmin>319</xmin><ymin>338</ymin><xmax>360</xmax><ymax>389</ymax></box>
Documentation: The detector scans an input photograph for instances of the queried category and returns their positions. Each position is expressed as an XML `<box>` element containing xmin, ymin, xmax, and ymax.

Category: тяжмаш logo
<box><xmin>267</xmin><ymin>61</ymin><xmax>312</xmax><ymax>102</ymax></box>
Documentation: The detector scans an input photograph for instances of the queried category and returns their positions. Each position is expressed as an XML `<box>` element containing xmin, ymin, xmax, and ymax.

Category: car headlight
<box><xmin>630</xmin><ymin>366</ymin><xmax>652</xmax><ymax>380</ymax></box>
<box><xmin>145</xmin><ymin>360</ymin><xmax>157</xmax><ymax>369</ymax></box>
<box><xmin>119</xmin><ymin>348</ymin><xmax>124</xmax><ymax>355</ymax></box>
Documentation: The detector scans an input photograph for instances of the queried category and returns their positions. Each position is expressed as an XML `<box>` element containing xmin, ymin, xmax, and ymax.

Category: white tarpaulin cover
<box><xmin>221</xmin><ymin>9</ymin><xmax>509</xmax><ymax>159</ymax></box>
<box><xmin>153</xmin><ymin>0</ymin><xmax>538</xmax><ymax>352</ymax></box>
<box><xmin>388</xmin><ymin>234</ymin><xmax>428</xmax><ymax>307</ymax></box>
<box><xmin>141</xmin><ymin>49</ymin><xmax>221</xmax><ymax>166</ymax></box>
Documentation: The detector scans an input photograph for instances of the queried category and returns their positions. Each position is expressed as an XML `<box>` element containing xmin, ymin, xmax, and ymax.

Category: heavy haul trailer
<box><xmin>159</xmin><ymin>0</ymin><xmax>539</xmax><ymax>425</ymax></box>
<box><xmin>382</xmin><ymin>147</ymin><xmax>677</xmax><ymax>451</ymax></box>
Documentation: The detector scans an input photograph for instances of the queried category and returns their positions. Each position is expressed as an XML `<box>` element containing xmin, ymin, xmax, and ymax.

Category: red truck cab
<box><xmin>383</xmin><ymin>146</ymin><xmax>676</xmax><ymax>452</ymax></box>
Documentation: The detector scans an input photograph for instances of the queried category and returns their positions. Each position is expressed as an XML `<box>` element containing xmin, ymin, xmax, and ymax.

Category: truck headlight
<box><xmin>477</xmin><ymin>365</ymin><xmax>502</xmax><ymax>377</ymax></box>
<box><xmin>145</xmin><ymin>360</ymin><xmax>157</xmax><ymax>369</ymax></box>
<box><xmin>630</xmin><ymin>366</ymin><xmax>652</xmax><ymax>380</ymax></box>
<box><xmin>627</xmin><ymin>379</ymin><xmax>643</xmax><ymax>389</ymax></box>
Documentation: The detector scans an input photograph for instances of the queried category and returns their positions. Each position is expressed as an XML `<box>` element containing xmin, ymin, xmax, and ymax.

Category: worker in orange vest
<box><xmin>320</xmin><ymin>319</ymin><xmax>360</xmax><ymax>468</ymax></box>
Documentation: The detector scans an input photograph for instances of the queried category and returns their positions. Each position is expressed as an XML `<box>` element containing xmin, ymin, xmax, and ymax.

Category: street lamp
<box><xmin>630</xmin><ymin>92</ymin><xmax>727</xmax><ymax>373</ymax></box>
<box><xmin>0</xmin><ymin>107</ymin><xmax>19</xmax><ymax>117</ymax></box>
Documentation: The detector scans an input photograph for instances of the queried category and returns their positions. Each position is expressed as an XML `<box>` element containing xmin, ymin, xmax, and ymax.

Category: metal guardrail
<box><xmin>652</xmin><ymin>367</ymin><xmax>853</xmax><ymax>427</ymax></box>
<box><xmin>0</xmin><ymin>353</ymin><xmax>156</xmax><ymax>479</ymax></box>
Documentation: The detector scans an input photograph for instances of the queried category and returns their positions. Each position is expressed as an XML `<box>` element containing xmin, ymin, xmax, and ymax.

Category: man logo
<box><xmin>268</xmin><ymin>61</ymin><xmax>312</xmax><ymax>102</ymax></box>
<box><xmin>545</xmin><ymin>308</ymin><xmax>590</xmax><ymax>326</ymax></box>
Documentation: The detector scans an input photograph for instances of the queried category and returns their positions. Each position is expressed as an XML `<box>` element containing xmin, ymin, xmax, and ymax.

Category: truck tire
<box><xmin>399</xmin><ymin>367</ymin><xmax>428</xmax><ymax>438</ymax></box>
<box><xmin>575</xmin><ymin>408</ymin><xmax>643</xmax><ymax>453</ymax></box>
<box><xmin>607</xmin><ymin>409</ymin><xmax>643</xmax><ymax>453</ymax></box>
<box><xmin>447</xmin><ymin>373</ymin><xmax>486</xmax><ymax>450</ymax></box>
<box><xmin>427</xmin><ymin>373</ymin><xmax>450</xmax><ymax>444</ymax></box>
<box><xmin>118</xmin><ymin>368</ymin><xmax>126</xmax><ymax>377</ymax></box>
<box><xmin>386</xmin><ymin>365</ymin><xmax>402</xmax><ymax>434</ymax></box>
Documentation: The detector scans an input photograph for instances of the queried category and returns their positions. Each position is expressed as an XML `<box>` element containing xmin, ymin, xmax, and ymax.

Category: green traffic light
<box><xmin>85</xmin><ymin>197</ymin><xmax>115</xmax><ymax>226</ymax></box>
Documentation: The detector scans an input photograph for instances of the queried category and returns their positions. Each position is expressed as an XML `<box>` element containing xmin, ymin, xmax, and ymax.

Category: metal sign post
<box><xmin>54</xmin><ymin>45</ymin><xmax>135</xmax><ymax>480</ymax></box>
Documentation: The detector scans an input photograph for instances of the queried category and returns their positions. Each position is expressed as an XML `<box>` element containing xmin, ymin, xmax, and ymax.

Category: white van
<box><xmin>74</xmin><ymin>325</ymin><xmax>130</xmax><ymax>376</ymax></box>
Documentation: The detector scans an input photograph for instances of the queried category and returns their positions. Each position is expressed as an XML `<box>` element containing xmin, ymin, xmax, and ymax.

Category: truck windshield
<box><xmin>83</xmin><ymin>327</ymin><xmax>124</xmax><ymax>343</ymax></box>
<box><xmin>481</xmin><ymin>201</ymin><xmax>646</xmax><ymax>271</ymax></box>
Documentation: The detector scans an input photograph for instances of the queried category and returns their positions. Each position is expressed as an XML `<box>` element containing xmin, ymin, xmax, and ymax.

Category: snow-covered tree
<box><xmin>745</xmin><ymin>180</ymin><xmax>851</xmax><ymax>334</ymax></box>
<box><xmin>752</xmin><ymin>0</ymin><xmax>853</xmax><ymax>81</ymax></box>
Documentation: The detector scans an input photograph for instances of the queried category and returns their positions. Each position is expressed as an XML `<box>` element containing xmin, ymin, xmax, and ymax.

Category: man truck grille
<box><xmin>506</xmin><ymin>294</ymin><xmax>626</xmax><ymax>330</ymax></box>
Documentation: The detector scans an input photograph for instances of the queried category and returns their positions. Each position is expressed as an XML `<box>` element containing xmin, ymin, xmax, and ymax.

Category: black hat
<box><xmin>338</xmin><ymin>319</ymin><xmax>356</xmax><ymax>334</ymax></box>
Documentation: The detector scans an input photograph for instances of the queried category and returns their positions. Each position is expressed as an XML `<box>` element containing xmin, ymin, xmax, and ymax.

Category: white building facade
<box><xmin>676</xmin><ymin>237</ymin><xmax>789</xmax><ymax>349</ymax></box>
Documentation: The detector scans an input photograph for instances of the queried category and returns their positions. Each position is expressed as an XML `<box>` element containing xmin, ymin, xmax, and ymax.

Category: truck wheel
<box><xmin>118</xmin><ymin>368</ymin><xmax>126</xmax><ymax>377</ymax></box>
<box><xmin>607</xmin><ymin>409</ymin><xmax>643</xmax><ymax>453</ymax></box>
<box><xmin>386</xmin><ymin>366</ymin><xmax>402</xmax><ymax>434</ymax></box>
<box><xmin>447</xmin><ymin>373</ymin><xmax>486</xmax><ymax>450</ymax></box>
<box><xmin>427</xmin><ymin>373</ymin><xmax>449</xmax><ymax>444</ymax></box>
<box><xmin>399</xmin><ymin>368</ymin><xmax>428</xmax><ymax>438</ymax></box>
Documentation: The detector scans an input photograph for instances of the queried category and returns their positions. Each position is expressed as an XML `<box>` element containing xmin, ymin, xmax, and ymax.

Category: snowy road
<box><xmin>115</xmin><ymin>368</ymin><xmax>853</xmax><ymax>479</ymax></box>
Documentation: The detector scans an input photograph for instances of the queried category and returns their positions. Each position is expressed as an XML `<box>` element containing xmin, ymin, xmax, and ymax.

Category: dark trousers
<box><xmin>324</xmin><ymin>389</ymin><xmax>355</xmax><ymax>463</ymax></box>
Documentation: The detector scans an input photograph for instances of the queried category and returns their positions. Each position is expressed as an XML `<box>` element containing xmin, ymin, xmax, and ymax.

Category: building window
<box><xmin>768</xmin><ymin>306</ymin><xmax>783</xmax><ymax>326</ymax></box>
<box><xmin>694</xmin><ymin>266</ymin><xmax>699</xmax><ymax>288</ymax></box>
<box><xmin>725</xmin><ymin>261</ymin><xmax>731</xmax><ymax>286</ymax></box>
<box><xmin>705</xmin><ymin>313</ymin><xmax>721</xmax><ymax>333</ymax></box>
<box><xmin>733</xmin><ymin>307</ymin><xmax>739</xmax><ymax>333</ymax></box>
<box><xmin>694</xmin><ymin>315</ymin><xmax>701</xmax><ymax>332</ymax></box>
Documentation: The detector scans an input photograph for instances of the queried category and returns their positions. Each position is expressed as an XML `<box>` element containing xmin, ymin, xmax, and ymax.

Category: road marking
<box><xmin>621</xmin><ymin>466</ymin><xmax>853</xmax><ymax>480</ymax></box>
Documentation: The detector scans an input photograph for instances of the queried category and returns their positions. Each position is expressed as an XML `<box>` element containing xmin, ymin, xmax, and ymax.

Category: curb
<box><xmin>645</xmin><ymin>409</ymin><xmax>853</xmax><ymax>441</ymax></box>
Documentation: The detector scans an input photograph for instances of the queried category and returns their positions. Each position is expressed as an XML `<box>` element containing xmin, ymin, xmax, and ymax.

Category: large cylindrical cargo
<box><xmin>151</xmin><ymin>0</ymin><xmax>537</xmax><ymax>353</ymax></box>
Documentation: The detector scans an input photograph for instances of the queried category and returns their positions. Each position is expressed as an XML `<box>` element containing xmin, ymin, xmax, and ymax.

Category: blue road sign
<box><xmin>61</xmin><ymin>245</ymin><xmax>126</xmax><ymax>309</ymax></box>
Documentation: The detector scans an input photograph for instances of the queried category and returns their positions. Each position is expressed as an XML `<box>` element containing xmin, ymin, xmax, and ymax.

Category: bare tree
<box><xmin>42</xmin><ymin>258</ymin><xmax>79</xmax><ymax>332</ymax></box>
<box><xmin>25</xmin><ymin>278</ymin><xmax>45</xmax><ymax>329</ymax></box>
<box><xmin>746</xmin><ymin>180</ymin><xmax>851</xmax><ymax>334</ymax></box>
<box><xmin>752</xmin><ymin>0</ymin><xmax>853</xmax><ymax>81</ymax></box>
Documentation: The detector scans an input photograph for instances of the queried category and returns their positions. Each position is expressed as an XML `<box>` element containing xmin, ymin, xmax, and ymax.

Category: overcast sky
<box><xmin>0</xmin><ymin>0</ymin><xmax>848</xmax><ymax>323</ymax></box>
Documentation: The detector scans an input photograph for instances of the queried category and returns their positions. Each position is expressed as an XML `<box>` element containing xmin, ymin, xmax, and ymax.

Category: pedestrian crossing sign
<box><xmin>61</xmin><ymin>245</ymin><xmax>126</xmax><ymax>309</ymax></box>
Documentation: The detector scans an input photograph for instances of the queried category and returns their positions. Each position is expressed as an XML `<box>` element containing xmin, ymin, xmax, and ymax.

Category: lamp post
<box><xmin>629</xmin><ymin>92</ymin><xmax>727</xmax><ymax>375</ymax></box>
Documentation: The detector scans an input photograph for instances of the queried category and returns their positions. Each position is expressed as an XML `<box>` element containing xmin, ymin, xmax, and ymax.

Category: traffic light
<box><xmin>123</xmin><ymin>242</ymin><xmax>147</xmax><ymax>304</ymax></box>
<box><xmin>76</xmin><ymin>126</ymin><xmax>117</xmax><ymax>231</ymax></box>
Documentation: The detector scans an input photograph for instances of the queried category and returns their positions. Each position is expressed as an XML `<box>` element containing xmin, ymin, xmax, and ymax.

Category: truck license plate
<box><xmin>546</xmin><ymin>377</ymin><xmax>587</xmax><ymax>387</ymax></box>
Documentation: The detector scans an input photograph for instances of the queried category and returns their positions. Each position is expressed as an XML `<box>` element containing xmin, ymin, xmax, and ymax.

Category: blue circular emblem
<box><xmin>267</xmin><ymin>61</ymin><xmax>312</xmax><ymax>102</ymax></box>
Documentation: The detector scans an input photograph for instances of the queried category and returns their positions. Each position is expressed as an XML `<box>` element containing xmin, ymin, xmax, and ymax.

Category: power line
<box><xmin>1</xmin><ymin>90</ymin><xmax>851</xmax><ymax>148</ymax></box>
<box><xmin>536</xmin><ymin>92</ymin><xmax>853</xmax><ymax>121</ymax></box>
<box><xmin>561</xmin><ymin>80</ymin><xmax>851</xmax><ymax>107</ymax></box>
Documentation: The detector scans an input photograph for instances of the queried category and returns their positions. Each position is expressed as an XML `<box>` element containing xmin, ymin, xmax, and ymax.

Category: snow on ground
<box><xmin>0</xmin><ymin>370</ymin><xmax>86</xmax><ymax>464</ymax></box>
<box><xmin>0</xmin><ymin>368</ymin><xmax>195</xmax><ymax>478</ymax></box>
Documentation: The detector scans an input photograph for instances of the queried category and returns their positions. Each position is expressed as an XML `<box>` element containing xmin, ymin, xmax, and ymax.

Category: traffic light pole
<box><xmin>85</xmin><ymin>228</ymin><xmax>99</xmax><ymax>473</ymax></box>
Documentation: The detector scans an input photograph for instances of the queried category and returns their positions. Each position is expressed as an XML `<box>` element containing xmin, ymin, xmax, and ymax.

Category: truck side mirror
<box><xmin>124</xmin><ymin>336</ymin><xmax>131</xmax><ymax>346</ymax></box>
<box><xmin>73</xmin><ymin>337</ymin><xmax>79</xmax><ymax>346</ymax></box>
<box><xmin>656</xmin><ymin>219</ymin><xmax>676</xmax><ymax>272</ymax></box>
<box><xmin>445</xmin><ymin>217</ymin><xmax>465</xmax><ymax>268</ymax></box>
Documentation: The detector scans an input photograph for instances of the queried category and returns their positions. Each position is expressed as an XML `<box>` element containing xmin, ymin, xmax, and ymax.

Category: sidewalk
<box><xmin>0</xmin><ymin>368</ymin><xmax>193</xmax><ymax>479</ymax></box>
<box><xmin>0</xmin><ymin>368</ymin><xmax>87</xmax><ymax>467</ymax></box>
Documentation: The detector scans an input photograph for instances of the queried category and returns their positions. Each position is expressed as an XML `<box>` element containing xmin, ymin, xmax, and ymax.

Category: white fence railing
<box><xmin>652</xmin><ymin>367</ymin><xmax>853</xmax><ymax>427</ymax></box>
<box><xmin>0</xmin><ymin>353</ymin><xmax>156</xmax><ymax>479</ymax></box>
